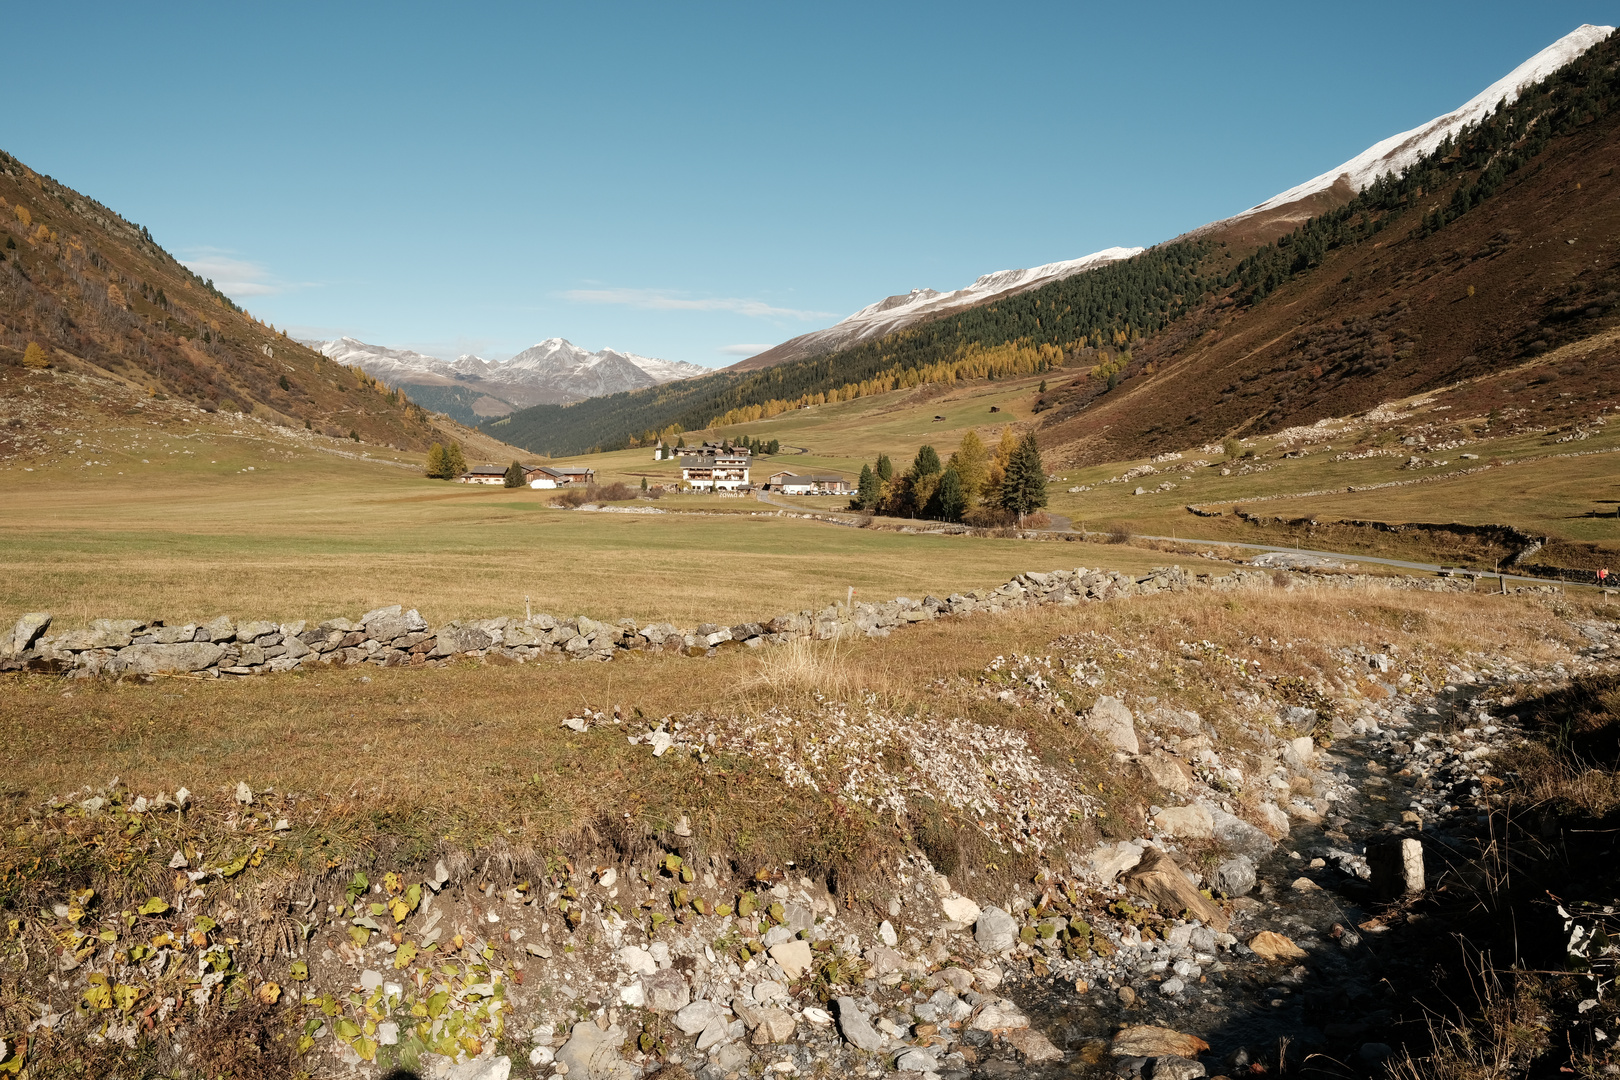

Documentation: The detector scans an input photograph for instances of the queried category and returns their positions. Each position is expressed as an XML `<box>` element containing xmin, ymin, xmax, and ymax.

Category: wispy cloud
<box><xmin>718</xmin><ymin>343</ymin><xmax>776</xmax><ymax>356</ymax></box>
<box><xmin>563</xmin><ymin>287</ymin><xmax>833</xmax><ymax>321</ymax></box>
<box><xmin>180</xmin><ymin>248</ymin><xmax>312</xmax><ymax>298</ymax></box>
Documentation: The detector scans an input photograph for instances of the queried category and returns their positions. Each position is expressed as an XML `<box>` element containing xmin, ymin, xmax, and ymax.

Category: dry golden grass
<box><xmin>0</xmin><ymin>449</ymin><xmax>1182</xmax><ymax>628</ymax></box>
<box><xmin>0</xmin><ymin>579</ymin><xmax>1581</xmax><ymax>864</ymax></box>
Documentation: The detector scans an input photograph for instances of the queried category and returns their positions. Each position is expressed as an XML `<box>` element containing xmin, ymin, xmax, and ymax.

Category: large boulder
<box><xmin>9</xmin><ymin>612</ymin><xmax>50</xmax><ymax>656</ymax></box>
<box><xmin>974</xmin><ymin>907</ymin><xmax>1019</xmax><ymax>955</ymax></box>
<box><xmin>114</xmin><ymin>642</ymin><xmax>227</xmax><ymax>674</ymax></box>
<box><xmin>431</xmin><ymin>626</ymin><xmax>494</xmax><ymax>656</ymax></box>
<box><xmin>1120</xmin><ymin>849</ymin><xmax>1229</xmax><ymax>931</ymax></box>
<box><xmin>1085</xmin><ymin>696</ymin><xmax>1139</xmax><ymax>754</ymax></box>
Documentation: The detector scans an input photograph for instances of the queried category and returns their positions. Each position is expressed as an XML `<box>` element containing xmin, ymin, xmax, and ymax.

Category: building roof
<box><xmin>464</xmin><ymin>464</ymin><xmax>508</xmax><ymax>476</ymax></box>
<box><xmin>535</xmin><ymin>465</ymin><xmax>595</xmax><ymax>477</ymax></box>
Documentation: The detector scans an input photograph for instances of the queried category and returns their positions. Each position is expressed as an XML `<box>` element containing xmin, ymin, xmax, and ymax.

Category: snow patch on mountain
<box><xmin>734</xmin><ymin>245</ymin><xmax>1143</xmax><ymax>368</ymax></box>
<box><xmin>1237</xmin><ymin>23</ymin><xmax>1614</xmax><ymax>219</ymax></box>
<box><xmin>309</xmin><ymin>336</ymin><xmax>705</xmax><ymax>408</ymax></box>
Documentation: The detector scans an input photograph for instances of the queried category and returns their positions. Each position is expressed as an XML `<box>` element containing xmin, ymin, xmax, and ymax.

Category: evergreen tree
<box><xmin>875</xmin><ymin>453</ymin><xmax>893</xmax><ymax>482</ymax></box>
<box><xmin>997</xmin><ymin>433</ymin><xmax>1048</xmax><ymax>518</ymax></box>
<box><xmin>767</xmin><ymin>439</ymin><xmax>780</xmax><ymax>455</ymax></box>
<box><xmin>640</xmin><ymin>475</ymin><xmax>649</xmax><ymax>492</ymax></box>
<box><xmin>425</xmin><ymin>443</ymin><xmax>450</xmax><ymax>479</ymax></box>
<box><xmin>278</xmin><ymin>374</ymin><xmax>290</xmax><ymax>391</ymax></box>
<box><xmin>910</xmin><ymin>445</ymin><xmax>942</xmax><ymax>479</ymax></box>
<box><xmin>503</xmin><ymin>461</ymin><xmax>525</xmax><ymax>488</ymax></box>
<box><xmin>855</xmin><ymin>463</ymin><xmax>880</xmax><ymax>510</ymax></box>
<box><xmin>935</xmin><ymin>466</ymin><xmax>966</xmax><ymax>522</ymax></box>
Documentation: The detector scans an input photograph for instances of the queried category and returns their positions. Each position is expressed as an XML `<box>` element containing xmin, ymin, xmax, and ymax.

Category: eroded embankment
<box><xmin>0</xmin><ymin>574</ymin><xmax>1607</xmax><ymax>1080</ymax></box>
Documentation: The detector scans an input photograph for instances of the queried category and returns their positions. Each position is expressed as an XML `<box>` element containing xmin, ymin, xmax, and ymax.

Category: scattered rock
<box><xmin>1149</xmin><ymin>1056</ymin><xmax>1208</xmax><ymax>1080</ymax></box>
<box><xmin>674</xmin><ymin>1000</ymin><xmax>726</xmax><ymax>1036</ymax></box>
<box><xmin>969</xmin><ymin>999</ymin><xmax>1030</xmax><ymax>1032</ymax></box>
<box><xmin>641</xmin><ymin>969</ymin><xmax>690</xmax><ymax>1012</ymax></box>
<box><xmin>1085</xmin><ymin>695</ymin><xmax>1140</xmax><ymax>754</ymax></box>
<box><xmin>557</xmin><ymin>1020</ymin><xmax>635</xmax><ymax>1080</ymax></box>
<box><xmin>1213</xmin><ymin>856</ymin><xmax>1256</xmax><ymax>897</ymax></box>
<box><xmin>1368</xmin><ymin>837</ymin><xmax>1425</xmax><ymax>899</ymax></box>
<box><xmin>446</xmin><ymin>1057</ymin><xmax>513</xmax><ymax>1080</ymax></box>
<box><xmin>1090</xmin><ymin>840</ymin><xmax>1145</xmax><ymax>882</ymax></box>
<box><xmin>1154</xmin><ymin>804</ymin><xmax>1214</xmax><ymax>838</ymax></box>
<box><xmin>940</xmin><ymin>894</ymin><xmax>981</xmax><ymax>924</ymax></box>
<box><xmin>768</xmin><ymin>939</ymin><xmax>813</xmax><ymax>981</ymax></box>
<box><xmin>833</xmin><ymin>996</ymin><xmax>885</xmax><ymax>1052</ymax></box>
<box><xmin>1247</xmin><ymin>931</ymin><xmax>1308</xmax><ymax>962</ymax></box>
<box><xmin>974</xmin><ymin>906</ymin><xmax>1019</xmax><ymax>954</ymax></box>
<box><xmin>1110</xmin><ymin>1026</ymin><xmax>1210</xmax><ymax>1059</ymax></box>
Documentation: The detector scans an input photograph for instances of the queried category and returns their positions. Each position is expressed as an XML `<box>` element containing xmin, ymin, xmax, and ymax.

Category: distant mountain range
<box><xmin>308</xmin><ymin>336</ymin><xmax>707</xmax><ymax>425</ymax></box>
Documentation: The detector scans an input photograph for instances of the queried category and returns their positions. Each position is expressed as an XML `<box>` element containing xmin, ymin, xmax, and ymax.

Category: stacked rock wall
<box><xmin>1</xmin><ymin>565</ymin><xmax>1481</xmax><ymax>679</ymax></box>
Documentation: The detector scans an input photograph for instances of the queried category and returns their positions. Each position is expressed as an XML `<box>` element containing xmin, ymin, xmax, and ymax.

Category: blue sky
<box><xmin>4</xmin><ymin>3</ymin><xmax>1612</xmax><ymax>366</ymax></box>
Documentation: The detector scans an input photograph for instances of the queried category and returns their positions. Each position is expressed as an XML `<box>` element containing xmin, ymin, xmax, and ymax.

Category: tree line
<box><xmin>851</xmin><ymin>428</ymin><xmax>1047</xmax><ymax>525</ymax></box>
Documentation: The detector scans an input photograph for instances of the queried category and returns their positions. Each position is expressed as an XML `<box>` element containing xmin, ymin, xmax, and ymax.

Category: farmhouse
<box><xmin>457</xmin><ymin>464</ymin><xmax>510</xmax><ymax>485</ymax></box>
<box><xmin>766</xmin><ymin>471</ymin><xmax>850</xmax><ymax>495</ymax></box>
<box><xmin>527</xmin><ymin>466</ymin><xmax>595</xmax><ymax>489</ymax></box>
<box><xmin>681</xmin><ymin>451</ymin><xmax>750</xmax><ymax>491</ymax></box>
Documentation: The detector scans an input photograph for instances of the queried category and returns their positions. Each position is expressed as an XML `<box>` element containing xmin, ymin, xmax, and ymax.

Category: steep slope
<box><xmin>1187</xmin><ymin>23</ymin><xmax>1612</xmax><ymax>252</ymax></box>
<box><xmin>312</xmin><ymin>335</ymin><xmax>706</xmax><ymax>425</ymax></box>
<box><xmin>0</xmin><ymin>155</ymin><xmax>454</xmax><ymax>450</ymax></box>
<box><xmin>1038</xmin><ymin>27</ymin><xmax>1620</xmax><ymax>465</ymax></box>
<box><xmin>731</xmin><ymin>246</ymin><xmax>1143</xmax><ymax>370</ymax></box>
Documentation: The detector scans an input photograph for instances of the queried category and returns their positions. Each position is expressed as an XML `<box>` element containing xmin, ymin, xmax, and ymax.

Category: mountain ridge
<box><xmin>310</xmin><ymin>335</ymin><xmax>707</xmax><ymax>426</ymax></box>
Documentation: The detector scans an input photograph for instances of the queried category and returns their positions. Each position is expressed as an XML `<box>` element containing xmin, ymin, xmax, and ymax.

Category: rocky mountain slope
<box><xmin>0</xmin><ymin>154</ymin><xmax>457</xmax><ymax>451</ymax></box>
<box><xmin>312</xmin><ymin>335</ymin><xmax>706</xmax><ymax>426</ymax></box>
<box><xmin>730</xmin><ymin>247</ymin><xmax>1143</xmax><ymax>371</ymax></box>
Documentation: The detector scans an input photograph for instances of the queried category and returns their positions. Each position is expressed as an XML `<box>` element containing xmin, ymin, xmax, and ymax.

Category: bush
<box><xmin>964</xmin><ymin>505</ymin><xmax>1015</xmax><ymax>528</ymax></box>
<box><xmin>1105</xmin><ymin>521</ymin><xmax>1134</xmax><ymax>545</ymax></box>
<box><xmin>551</xmin><ymin>487</ymin><xmax>590</xmax><ymax>508</ymax></box>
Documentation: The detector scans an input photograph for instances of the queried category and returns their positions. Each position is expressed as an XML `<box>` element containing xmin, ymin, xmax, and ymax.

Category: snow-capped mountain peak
<box><xmin>1238</xmin><ymin>24</ymin><xmax>1614</xmax><ymax>219</ymax></box>
<box><xmin>309</xmin><ymin>336</ymin><xmax>706</xmax><ymax>411</ymax></box>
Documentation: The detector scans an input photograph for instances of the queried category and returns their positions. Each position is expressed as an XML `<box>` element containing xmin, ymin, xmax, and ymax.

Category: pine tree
<box><xmin>278</xmin><ymin>375</ymin><xmax>290</xmax><ymax>391</ymax></box>
<box><xmin>875</xmin><ymin>454</ymin><xmax>893</xmax><ymax>482</ymax></box>
<box><xmin>997</xmin><ymin>433</ymin><xmax>1048</xmax><ymax>519</ymax></box>
<box><xmin>910</xmin><ymin>445</ymin><xmax>942</xmax><ymax>478</ymax></box>
<box><xmin>935</xmin><ymin>466</ymin><xmax>966</xmax><ymax>522</ymax></box>
<box><xmin>640</xmin><ymin>475</ymin><xmax>648</xmax><ymax>492</ymax></box>
<box><xmin>855</xmin><ymin>463</ymin><xmax>880</xmax><ymax>510</ymax></box>
<box><xmin>504</xmin><ymin>461</ymin><xmax>525</xmax><ymax>488</ymax></box>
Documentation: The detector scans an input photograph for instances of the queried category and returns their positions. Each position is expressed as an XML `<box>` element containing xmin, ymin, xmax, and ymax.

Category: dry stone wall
<box><xmin>1</xmin><ymin>565</ymin><xmax>1480</xmax><ymax>680</ymax></box>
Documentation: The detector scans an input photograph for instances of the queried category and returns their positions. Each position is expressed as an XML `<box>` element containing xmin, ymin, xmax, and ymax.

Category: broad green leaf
<box><xmin>138</xmin><ymin>896</ymin><xmax>170</xmax><ymax>916</ymax></box>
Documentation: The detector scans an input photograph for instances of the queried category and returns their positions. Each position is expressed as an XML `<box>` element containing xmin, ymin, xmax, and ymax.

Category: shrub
<box><xmin>551</xmin><ymin>487</ymin><xmax>590</xmax><ymax>508</ymax></box>
<box><xmin>1106</xmin><ymin>521</ymin><xmax>1134</xmax><ymax>545</ymax></box>
<box><xmin>964</xmin><ymin>505</ymin><xmax>1015</xmax><ymax>528</ymax></box>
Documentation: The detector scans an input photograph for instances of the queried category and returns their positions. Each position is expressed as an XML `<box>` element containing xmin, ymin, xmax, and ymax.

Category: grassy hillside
<box><xmin>0</xmin><ymin>150</ymin><xmax>456</xmax><ymax>450</ymax></box>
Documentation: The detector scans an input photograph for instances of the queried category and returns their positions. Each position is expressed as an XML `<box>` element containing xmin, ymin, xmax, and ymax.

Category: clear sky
<box><xmin>4</xmin><ymin>3</ymin><xmax>1612</xmax><ymax>366</ymax></box>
